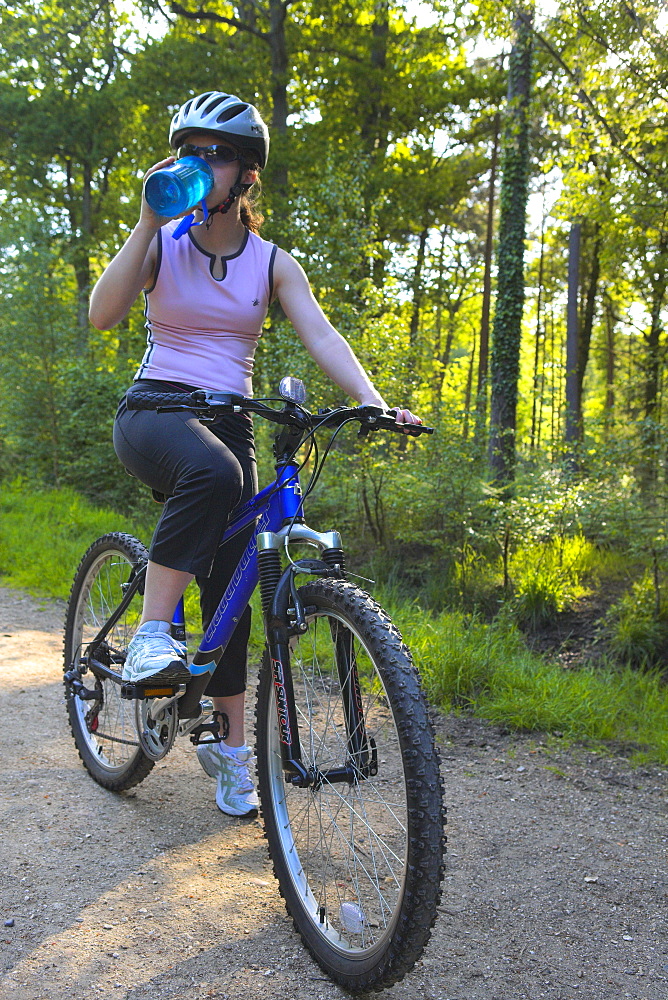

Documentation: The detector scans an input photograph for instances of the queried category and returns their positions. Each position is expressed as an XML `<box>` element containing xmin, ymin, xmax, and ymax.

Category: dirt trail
<box><xmin>0</xmin><ymin>585</ymin><xmax>666</xmax><ymax>1000</ymax></box>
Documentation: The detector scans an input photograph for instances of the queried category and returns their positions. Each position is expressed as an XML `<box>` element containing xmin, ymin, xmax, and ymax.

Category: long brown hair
<box><xmin>239</xmin><ymin>147</ymin><xmax>264</xmax><ymax>233</ymax></box>
<box><xmin>240</xmin><ymin>181</ymin><xmax>263</xmax><ymax>234</ymax></box>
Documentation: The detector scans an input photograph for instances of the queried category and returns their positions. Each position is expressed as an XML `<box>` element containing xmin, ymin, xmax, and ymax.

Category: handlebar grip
<box><xmin>125</xmin><ymin>389</ymin><xmax>201</xmax><ymax>411</ymax></box>
<box><xmin>404</xmin><ymin>424</ymin><xmax>434</xmax><ymax>435</ymax></box>
<box><xmin>370</xmin><ymin>412</ymin><xmax>434</xmax><ymax>435</ymax></box>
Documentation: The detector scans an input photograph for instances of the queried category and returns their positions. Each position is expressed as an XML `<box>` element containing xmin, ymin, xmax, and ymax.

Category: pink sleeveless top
<box><xmin>136</xmin><ymin>222</ymin><xmax>277</xmax><ymax>394</ymax></box>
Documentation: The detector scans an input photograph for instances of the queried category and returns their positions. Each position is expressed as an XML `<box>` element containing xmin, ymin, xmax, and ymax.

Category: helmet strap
<box><xmin>171</xmin><ymin>165</ymin><xmax>251</xmax><ymax>239</ymax></box>
<box><xmin>205</xmin><ymin>164</ymin><xmax>249</xmax><ymax>229</ymax></box>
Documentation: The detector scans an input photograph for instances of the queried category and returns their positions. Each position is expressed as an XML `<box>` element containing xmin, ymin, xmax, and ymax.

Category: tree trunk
<box><xmin>603</xmin><ymin>292</ymin><xmax>616</xmax><ymax>436</ymax></box>
<box><xmin>475</xmin><ymin>111</ymin><xmax>500</xmax><ymax>442</ymax></box>
<box><xmin>432</xmin><ymin>226</ymin><xmax>448</xmax><ymax>404</ymax></box>
<box><xmin>641</xmin><ymin>270</ymin><xmax>668</xmax><ymax>489</ymax></box>
<box><xmin>361</xmin><ymin>0</ymin><xmax>390</xmax><ymax>287</ymax></box>
<box><xmin>360</xmin><ymin>0</ymin><xmax>390</xmax><ymax>158</ymax></box>
<box><xmin>70</xmin><ymin>161</ymin><xmax>93</xmax><ymax>345</ymax></box>
<box><xmin>488</xmin><ymin>5</ymin><xmax>534</xmax><ymax>485</ymax></box>
<box><xmin>268</xmin><ymin>0</ymin><xmax>289</xmax><ymax>200</ymax></box>
<box><xmin>463</xmin><ymin>330</ymin><xmax>477</xmax><ymax>441</ymax></box>
<box><xmin>409</xmin><ymin>227</ymin><xmax>428</xmax><ymax>348</ymax></box>
<box><xmin>577</xmin><ymin>227</ymin><xmax>601</xmax><ymax>406</ymax></box>
<box><xmin>530</xmin><ymin>211</ymin><xmax>546</xmax><ymax>450</ymax></box>
<box><xmin>564</xmin><ymin>221</ymin><xmax>581</xmax><ymax>461</ymax></box>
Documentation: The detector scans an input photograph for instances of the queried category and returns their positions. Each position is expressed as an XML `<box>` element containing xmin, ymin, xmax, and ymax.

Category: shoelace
<box><xmin>136</xmin><ymin>631</ymin><xmax>185</xmax><ymax>657</ymax></box>
<box><xmin>222</xmin><ymin>751</ymin><xmax>255</xmax><ymax>791</ymax></box>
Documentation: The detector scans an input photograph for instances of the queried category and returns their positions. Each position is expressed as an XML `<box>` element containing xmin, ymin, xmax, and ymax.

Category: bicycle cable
<box><xmin>248</xmin><ymin>403</ymin><xmax>351</xmax><ymax>514</ymax></box>
<box><xmin>282</xmin><ymin>417</ymin><xmax>359</xmax><ymax>567</ymax></box>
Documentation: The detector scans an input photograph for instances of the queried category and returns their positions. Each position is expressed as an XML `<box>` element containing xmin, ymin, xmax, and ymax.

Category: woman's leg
<box><xmin>114</xmin><ymin>396</ymin><xmax>246</xmax><ymax>682</ymax></box>
<box><xmin>193</xmin><ymin>414</ymin><xmax>259</xmax><ymax>815</ymax></box>
<box><xmin>212</xmin><ymin>693</ymin><xmax>246</xmax><ymax>746</ymax></box>
<box><xmin>114</xmin><ymin>398</ymin><xmax>246</xmax><ymax>580</ymax></box>
<box><xmin>142</xmin><ymin>562</ymin><xmax>194</xmax><ymax>624</ymax></box>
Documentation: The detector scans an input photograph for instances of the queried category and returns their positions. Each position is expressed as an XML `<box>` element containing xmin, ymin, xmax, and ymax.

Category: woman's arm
<box><xmin>89</xmin><ymin>158</ymin><xmax>174</xmax><ymax>331</ymax></box>
<box><xmin>273</xmin><ymin>250</ymin><xmax>421</xmax><ymax>424</ymax></box>
<box><xmin>89</xmin><ymin>224</ymin><xmax>159</xmax><ymax>330</ymax></box>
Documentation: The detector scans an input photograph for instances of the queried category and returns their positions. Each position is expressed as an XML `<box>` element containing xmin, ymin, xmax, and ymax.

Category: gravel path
<box><xmin>0</xmin><ymin>585</ymin><xmax>666</xmax><ymax>1000</ymax></box>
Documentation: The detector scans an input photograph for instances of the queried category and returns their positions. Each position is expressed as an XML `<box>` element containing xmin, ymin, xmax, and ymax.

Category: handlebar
<box><xmin>125</xmin><ymin>386</ymin><xmax>434</xmax><ymax>437</ymax></box>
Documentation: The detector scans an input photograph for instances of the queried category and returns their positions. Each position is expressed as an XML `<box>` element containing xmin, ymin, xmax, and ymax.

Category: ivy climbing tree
<box><xmin>488</xmin><ymin>3</ymin><xmax>534</xmax><ymax>485</ymax></box>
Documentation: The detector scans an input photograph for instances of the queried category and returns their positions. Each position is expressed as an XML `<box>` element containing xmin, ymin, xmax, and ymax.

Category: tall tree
<box><xmin>488</xmin><ymin>4</ymin><xmax>534</xmax><ymax>484</ymax></box>
<box><xmin>0</xmin><ymin>2</ymin><xmax>143</xmax><ymax>340</ymax></box>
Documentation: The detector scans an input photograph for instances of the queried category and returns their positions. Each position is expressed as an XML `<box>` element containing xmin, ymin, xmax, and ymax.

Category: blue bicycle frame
<box><xmin>189</xmin><ymin>460</ymin><xmax>303</xmax><ymax>673</ymax></box>
<box><xmin>172</xmin><ymin>456</ymin><xmax>342</xmax><ymax>728</ymax></box>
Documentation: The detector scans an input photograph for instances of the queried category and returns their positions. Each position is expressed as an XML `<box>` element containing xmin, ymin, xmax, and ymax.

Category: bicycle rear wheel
<box><xmin>255</xmin><ymin>579</ymin><xmax>445</xmax><ymax>993</ymax></box>
<box><xmin>63</xmin><ymin>532</ymin><xmax>154</xmax><ymax>791</ymax></box>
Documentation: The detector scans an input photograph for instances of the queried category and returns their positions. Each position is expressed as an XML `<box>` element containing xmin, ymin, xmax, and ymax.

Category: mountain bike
<box><xmin>62</xmin><ymin>377</ymin><xmax>445</xmax><ymax>994</ymax></box>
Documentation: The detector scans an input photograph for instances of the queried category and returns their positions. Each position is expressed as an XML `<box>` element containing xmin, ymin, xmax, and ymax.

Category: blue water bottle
<box><xmin>144</xmin><ymin>156</ymin><xmax>214</xmax><ymax>217</ymax></box>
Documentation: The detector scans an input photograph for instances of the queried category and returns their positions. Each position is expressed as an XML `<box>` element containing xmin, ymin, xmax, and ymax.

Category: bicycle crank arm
<box><xmin>146</xmin><ymin>689</ymin><xmax>186</xmax><ymax>719</ymax></box>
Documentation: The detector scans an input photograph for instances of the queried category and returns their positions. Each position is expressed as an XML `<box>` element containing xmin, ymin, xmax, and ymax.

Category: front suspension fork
<box><xmin>257</xmin><ymin>528</ymin><xmax>375</xmax><ymax>788</ymax></box>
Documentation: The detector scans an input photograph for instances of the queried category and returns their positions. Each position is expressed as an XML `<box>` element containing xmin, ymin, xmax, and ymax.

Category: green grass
<box><xmin>0</xmin><ymin>480</ymin><xmax>152</xmax><ymax>598</ymax></box>
<box><xmin>378</xmin><ymin>591</ymin><xmax>668</xmax><ymax>765</ymax></box>
<box><xmin>1</xmin><ymin>480</ymin><xmax>667</xmax><ymax>764</ymax></box>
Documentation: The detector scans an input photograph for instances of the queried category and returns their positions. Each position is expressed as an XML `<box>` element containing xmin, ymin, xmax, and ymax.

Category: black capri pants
<box><xmin>113</xmin><ymin>380</ymin><xmax>258</xmax><ymax>698</ymax></box>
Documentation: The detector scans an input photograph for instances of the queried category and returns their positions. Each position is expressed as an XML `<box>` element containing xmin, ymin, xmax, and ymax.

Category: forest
<box><xmin>0</xmin><ymin>0</ymin><xmax>667</xmax><ymax>752</ymax></box>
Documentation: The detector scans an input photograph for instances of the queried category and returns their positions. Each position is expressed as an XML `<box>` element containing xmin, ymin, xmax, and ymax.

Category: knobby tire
<box><xmin>63</xmin><ymin>532</ymin><xmax>154</xmax><ymax>791</ymax></box>
<box><xmin>255</xmin><ymin>579</ymin><xmax>445</xmax><ymax>993</ymax></box>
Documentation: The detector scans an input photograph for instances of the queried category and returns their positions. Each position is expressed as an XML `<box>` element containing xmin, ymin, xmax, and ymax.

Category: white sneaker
<box><xmin>197</xmin><ymin>743</ymin><xmax>259</xmax><ymax>817</ymax></box>
<box><xmin>122</xmin><ymin>626</ymin><xmax>190</xmax><ymax>685</ymax></box>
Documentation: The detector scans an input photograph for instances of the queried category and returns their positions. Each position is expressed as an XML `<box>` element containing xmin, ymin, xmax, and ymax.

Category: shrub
<box><xmin>605</xmin><ymin>572</ymin><xmax>668</xmax><ymax>667</ymax></box>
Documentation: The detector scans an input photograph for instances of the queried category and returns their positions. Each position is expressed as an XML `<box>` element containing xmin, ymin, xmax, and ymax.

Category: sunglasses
<box><xmin>175</xmin><ymin>143</ymin><xmax>241</xmax><ymax>164</ymax></box>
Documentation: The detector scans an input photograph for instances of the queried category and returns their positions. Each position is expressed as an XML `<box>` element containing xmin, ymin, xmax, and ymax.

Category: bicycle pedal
<box><xmin>121</xmin><ymin>682</ymin><xmax>180</xmax><ymax>700</ymax></box>
<box><xmin>188</xmin><ymin>716</ymin><xmax>228</xmax><ymax>745</ymax></box>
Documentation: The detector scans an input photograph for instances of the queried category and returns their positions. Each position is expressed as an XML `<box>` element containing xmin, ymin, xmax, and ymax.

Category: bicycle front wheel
<box><xmin>63</xmin><ymin>532</ymin><xmax>154</xmax><ymax>791</ymax></box>
<box><xmin>255</xmin><ymin>579</ymin><xmax>445</xmax><ymax>993</ymax></box>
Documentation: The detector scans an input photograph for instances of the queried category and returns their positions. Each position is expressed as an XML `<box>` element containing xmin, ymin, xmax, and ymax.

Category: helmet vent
<box><xmin>217</xmin><ymin>103</ymin><xmax>248</xmax><ymax>123</ymax></box>
<box><xmin>202</xmin><ymin>94</ymin><xmax>230</xmax><ymax>114</ymax></box>
<box><xmin>195</xmin><ymin>91</ymin><xmax>218</xmax><ymax>110</ymax></box>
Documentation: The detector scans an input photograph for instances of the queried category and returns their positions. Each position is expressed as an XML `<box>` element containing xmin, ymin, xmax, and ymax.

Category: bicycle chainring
<box><xmin>135</xmin><ymin>698</ymin><xmax>178</xmax><ymax>761</ymax></box>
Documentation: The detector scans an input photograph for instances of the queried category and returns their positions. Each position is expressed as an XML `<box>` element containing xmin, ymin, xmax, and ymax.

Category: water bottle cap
<box><xmin>172</xmin><ymin>199</ymin><xmax>210</xmax><ymax>240</ymax></box>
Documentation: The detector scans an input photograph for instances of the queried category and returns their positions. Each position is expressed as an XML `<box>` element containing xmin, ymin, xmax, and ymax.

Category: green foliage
<box><xmin>57</xmin><ymin>364</ymin><xmax>148</xmax><ymax>512</ymax></box>
<box><xmin>605</xmin><ymin>572</ymin><xmax>668</xmax><ymax>668</ymax></box>
<box><xmin>509</xmin><ymin>535</ymin><xmax>591</xmax><ymax>629</ymax></box>
<box><xmin>0</xmin><ymin>208</ymin><xmax>148</xmax><ymax>510</ymax></box>
<box><xmin>0</xmin><ymin>480</ymin><xmax>150</xmax><ymax>599</ymax></box>
<box><xmin>0</xmin><ymin>478</ymin><xmax>665</xmax><ymax>762</ymax></box>
<box><xmin>379</xmin><ymin>592</ymin><xmax>668</xmax><ymax>762</ymax></box>
<box><xmin>1</xmin><ymin>3</ymin><xmax>668</xmax><ymax>772</ymax></box>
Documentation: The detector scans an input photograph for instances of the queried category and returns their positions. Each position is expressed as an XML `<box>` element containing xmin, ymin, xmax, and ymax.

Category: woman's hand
<box><xmin>359</xmin><ymin>398</ymin><xmax>423</xmax><ymax>434</ymax></box>
<box><xmin>387</xmin><ymin>407</ymin><xmax>423</xmax><ymax>434</ymax></box>
<box><xmin>138</xmin><ymin>157</ymin><xmax>178</xmax><ymax>231</ymax></box>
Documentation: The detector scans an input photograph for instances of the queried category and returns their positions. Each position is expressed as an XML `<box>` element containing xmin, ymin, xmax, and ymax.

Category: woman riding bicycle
<box><xmin>89</xmin><ymin>90</ymin><xmax>421</xmax><ymax>818</ymax></box>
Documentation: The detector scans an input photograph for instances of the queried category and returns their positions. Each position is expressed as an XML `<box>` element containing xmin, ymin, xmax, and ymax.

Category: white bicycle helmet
<box><xmin>169</xmin><ymin>91</ymin><xmax>270</xmax><ymax>169</ymax></box>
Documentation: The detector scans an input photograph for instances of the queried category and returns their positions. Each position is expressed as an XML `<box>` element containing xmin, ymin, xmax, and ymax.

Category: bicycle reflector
<box><xmin>278</xmin><ymin>376</ymin><xmax>307</xmax><ymax>405</ymax></box>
